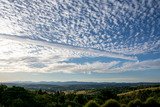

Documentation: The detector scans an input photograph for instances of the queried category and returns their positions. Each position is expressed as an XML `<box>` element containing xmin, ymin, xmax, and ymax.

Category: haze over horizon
<box><xmin>0</xmin><ymin>0</ymin><xmax>160</xmax><ymax>82</ymax></box>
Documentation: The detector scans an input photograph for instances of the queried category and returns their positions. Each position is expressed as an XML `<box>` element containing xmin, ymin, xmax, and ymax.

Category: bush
<box><xmin>134</xmin><ymin>99</ymin><xmax>143</xmax><ymax>107</ymax></box>
<box><xmin>11</xmin><ymin>98</ymin><xmax>24</xmax><ymax>107</ymax></box>
<box><xmin>128</xmin><ymin>99</ymin><xmax>143</xmax><ymax>107</ymax></box>
<box><xmin>101</xmin><ymin>99</ymin><xmax>120</xmax><ymax>107</ymax></box>
<box><xmin>158</xmin><ymin>97</ymin><xmax>160</xmax><ymax>104</ymax></box>
<box><xmin>84</xmin><ymin>100</ymin><xmax>99</xmax><ymax>107</ymax></box>
<box><xmin>127</xmin><ymin>100</ymin><xmax>134</xmax><ymax>107</ymax></box>
<box><xmin>0</xmin><ymin>103</ymin><xmax>3</xmax><ymax>107</ymax></box>
<box><xmin>121</xmin><ymin>104</ymin><xmax>127</xmax><ymax>107</ymax></box>
<box><xmin>74</xmin><ymin>94</ymin><xmax>88</xmax><ymax>105</ymax></box>
<box><xmin>145</xmin><ymin>97</ymin><xmax>159</xmax><ymax>107</ymax></box>
<box><xmin>64</xmin><ymin>101</ymin><xmax>81</xmax><ymax>107</ymax></box>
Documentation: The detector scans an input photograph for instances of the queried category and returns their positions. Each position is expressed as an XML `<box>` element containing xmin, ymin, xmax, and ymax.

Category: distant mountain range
<box><xmin>1</xmin><ymin>81</ymin><xmax>160</xmax><ymax>91</ymax></box>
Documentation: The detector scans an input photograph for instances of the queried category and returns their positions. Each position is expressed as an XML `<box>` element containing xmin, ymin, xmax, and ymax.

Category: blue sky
<box><xmin>0</xmin><ymin>0</ymin><xmax>160</xmax><ymax>82</ymax></box>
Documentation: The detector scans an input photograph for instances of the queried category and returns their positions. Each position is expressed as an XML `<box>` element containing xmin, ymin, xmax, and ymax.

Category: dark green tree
<box><xmin>84</xmin><ymin>100</ymin><xmax>99</xmax><ymax>107</ymax></box>
<box><xmin>101</xmin><ymin>99</ymin><xmax>120</xmax><ymax>107</ymax></box>
<box><xmin>1</xmin><ymin>86</ymin><xmax>35</xmax><ymax>107</ymax></box>
<box><xmin>73</xmin><ymin>94</ymin><xmax>88</xmax><ymax>105</ymax></box>
<box><xmin>63</xmin><ymin>101</ymin><xmax>81</xmax><ymax>107</ymax></box>
<box><xmin>145</xmin><ymin>97</ymin><xmax>159</xmax><ymax>107</ymax></box>
<box><xmin>121</xmin><ymin>104</ymin><xmax>127</xmax><ymax>107</ymax></box>
<box><xmin>128</xmin><ymin>99</ymin><xmax>143</xmax><ymax>107</ymax></box>
<box><xmin>96</xmin><ymin>89</ymin><xmax>117</xmax><ymax>102</ymax></box>
<box><xmin>0</xmin><ymin>85</ymin><xmax>7</xmax><ymax>102</ymax></box>
<box><xmin>11</xmin><ymin>98</ymin><xmax>24</xmax><ymax>107</ymax></box>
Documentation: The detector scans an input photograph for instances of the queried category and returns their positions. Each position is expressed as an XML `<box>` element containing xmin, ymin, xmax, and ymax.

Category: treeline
<box><xmin>4</xmin><ymin>82</ymin><xmax>160</xmax><ymax>92</ymax></box>
<box><xmin>0</xmin><ymin>84</ymin><xmax>160</xmax><ymax>107</ymax></box>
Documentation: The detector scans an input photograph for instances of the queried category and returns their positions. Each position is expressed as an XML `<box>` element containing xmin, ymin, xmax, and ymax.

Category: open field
<box><xmin>118</xmin><ymin>87</ymin><xmax>160</xmax><ymax>96</ymax></box>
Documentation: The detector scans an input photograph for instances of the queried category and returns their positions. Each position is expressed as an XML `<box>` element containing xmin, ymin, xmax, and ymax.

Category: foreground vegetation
<box><xmin>0</xmin><ymin>84</ymin><xmax>160</xmax><ymax>107</ymax></box>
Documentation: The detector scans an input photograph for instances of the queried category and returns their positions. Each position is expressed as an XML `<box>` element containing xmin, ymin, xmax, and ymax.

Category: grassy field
<box><xmin>118</xmin><ymin>86</ymin><xmax>160</xmax><ymax>96</ymax></box>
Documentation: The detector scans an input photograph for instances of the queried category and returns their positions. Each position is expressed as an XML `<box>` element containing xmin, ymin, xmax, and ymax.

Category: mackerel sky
<box><xmin>0</xmin><ymin>0</ymin><xmax>160</xmax><ymax>82</ymax></box>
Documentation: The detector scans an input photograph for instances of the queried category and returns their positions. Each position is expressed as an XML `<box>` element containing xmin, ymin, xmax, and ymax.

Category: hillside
<box><xmin>0</xmin><ymin>84</ymin><xmax>160</xmax><ymax>107</ymax></box>
<box><xmin>118</xmin><ymin>87</ymin><xmax>160</xmax><ymax>96</ymax></box>
<box><xmin>117</xmin><ymin>87</ymin><xmax>160</xmax><ymax>104</ymax></box>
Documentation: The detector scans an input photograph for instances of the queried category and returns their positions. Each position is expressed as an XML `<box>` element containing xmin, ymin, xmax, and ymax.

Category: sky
<box><xmin>0</xmin><ymin>0</ymin><xmax>160</xmax><ymax>82</ymax></box>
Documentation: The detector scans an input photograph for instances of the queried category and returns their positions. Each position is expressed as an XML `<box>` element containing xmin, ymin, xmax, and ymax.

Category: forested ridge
<box><xmin>0</xmin><ymin>84</ymin><xmax>160</xmax><ymax>107</ymax></box>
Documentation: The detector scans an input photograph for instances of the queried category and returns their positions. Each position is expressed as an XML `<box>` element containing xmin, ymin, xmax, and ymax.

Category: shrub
<box><xmin>84</xmin><ymin>100</ymin><xmax>99</xmax><ymax>107</ymax></box>
<box><xmin>158</xmin><ymin>97</ymin><xmax>160</xmax><ymax>104</ymax></box>
<box><xmin>64</xmin><ymin>101</ymin><xmax>81</xmax><ymax>107</ymax></box>
<box><xmin>101</xmin><ymin>99</ymin><xmax>120</xmax><ymax>107</ymax></box>
<box><xmin>128</xmin><ymin>99</ymin><xmax>143</xmax><ymax>107</ymax></box>
<box><xmin>145</xmin><ymin>97</ymin><xmax>159</xmax><ymax>107</ymax></box>
<box><xmin>121</xmin><ymin>104</ymin><xmax>127</xmax><ymax>107</ymax></box>
<box><xmin>11</xmin><ymin>98</ymin><xmax>24</xmax><ymax>107</ymax></box>
<box><xmin>127</xmin><ymin>100</ymin><xmax>134</xmax><ymax>107</ymax></box>
<box><xmin>134</xmin><ymin>99</ymin><xmax>142</xmax><ymax>106</ymax></box>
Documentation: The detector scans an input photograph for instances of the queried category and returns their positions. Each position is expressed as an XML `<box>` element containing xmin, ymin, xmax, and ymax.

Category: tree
<box><xmin>96</xmin><ymin>89</ymin><xmax>117</xmax><ymax>102</ymax></box>
<box><xmin>84</xmin><ymin>100</ymin><xmax>99</xmax><ymax>107</ymax></box>
<box><xmin>1</xmin><ymin>86</ymin><xmax>36</xmax><ymax>107</ymax></box>
<box><xmin>158</xmin><ymin>97</ymin><xmax>160</xmax><ymax>104</ymax></box>
<box><xmin>145</xmin><ymin>97</ymin><xmax>159</xmax><ymax>107</ymax></box>
<box><xmin>128</xmin><ymin>99</ymin><xmax>143</xmax><ymax>107</ymax></box>
<box><xmin>121</xmin><ymin>104</ymin><xmax>127</xmax><ymax>107</ymax></box>
<box><xmin>127</xmin><ymin>100</ymin><xmax>134</xmax><ymax>107</ymax></box>
<box><xmin>73</xmin><ymin>94</ymin><xmax>88</xmax><ymax>105</ymax></box>
<box><xmin>0</xmin><ymin>85</ymin><xmax>7</xmax><ymax>102</ymax></box>
<box><xmin>11</xmin><ymin>98</ymin><xmax>24</xmax><ymax>107</ymax></box>
<box><xmin>101</xmin><ymin>99</ymin><xmax>120</xmax><ymax>107</ymax></box>
<box><xmin>133</xmin><ymin>99</ymin><xmax>143</xmax><ymax>107</ymax></box>
<box><xmin>64</xmin><ymin>101</ymin><xmax>81</xmax><ymax>107</ymax></box>
<box><xmin>65</xmin><ymin>93</ymin><xmax>76</xmax><ymax>101</ymax></box>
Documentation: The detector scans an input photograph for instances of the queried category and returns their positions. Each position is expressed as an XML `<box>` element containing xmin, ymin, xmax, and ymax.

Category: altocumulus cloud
<box><xmin>0</xmin><ymin>0</ymin><xmax>160</xmax><ymax>73</ymax></box>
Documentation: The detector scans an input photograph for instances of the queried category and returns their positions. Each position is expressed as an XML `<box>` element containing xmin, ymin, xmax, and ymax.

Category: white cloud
<box><xmin>110</xmin><ymin>59</ymin><xmax>160</xmax><ymax>72</ymax></box>
<box><xmin>0</xmin><ymin>36</ymin><xmax>159</xmax><ymax>74</ymax></box>
<box><xmin>0</xmin><ymin>34</ymin><xmax>137</xmax><ymax>61</ymax></box>
<box><xmin>0</xmin><ymin>0</ymin><xmax>159</xmax><ymax>55</ymax></box>
<box><xmin>0</xmin><ymin>0</ymin><xmax>159</xmax><ymax>74</ymax></box>
<box><xmin>0</xmin><ymin>36</ymin><xmax>134</xmax><ymax>73</ymax></box>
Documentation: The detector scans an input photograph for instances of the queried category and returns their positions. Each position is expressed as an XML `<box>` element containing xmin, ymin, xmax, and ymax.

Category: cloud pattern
<box><xmin>0</xmin><ymin>0</ymin><xmax>160</xmax><ymax>73</ymax></box>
